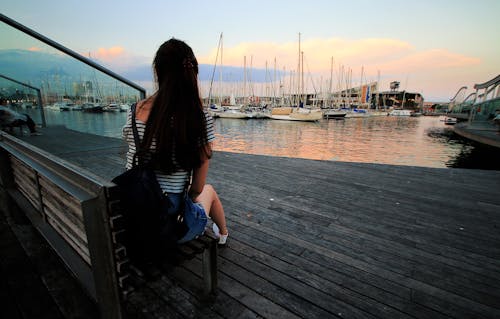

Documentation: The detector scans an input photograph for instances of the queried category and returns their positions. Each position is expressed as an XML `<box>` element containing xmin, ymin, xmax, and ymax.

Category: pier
<box><xmin>1</xmin><ymin>126</ymin><xmax>500</xmax><ymax>319</ymax></box>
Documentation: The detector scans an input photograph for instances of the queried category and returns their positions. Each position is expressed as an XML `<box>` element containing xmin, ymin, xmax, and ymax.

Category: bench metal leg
<box><xmin>202</xmin><ymin>240</ymin><xmax>217</xmax><ymax>295</ymax></box>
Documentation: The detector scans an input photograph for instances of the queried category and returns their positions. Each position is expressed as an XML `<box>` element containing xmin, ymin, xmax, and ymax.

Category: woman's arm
<box><xmin>189</xmin><ymin>158</ymin><xmax>209</xmax><ymax>200</ymax></box>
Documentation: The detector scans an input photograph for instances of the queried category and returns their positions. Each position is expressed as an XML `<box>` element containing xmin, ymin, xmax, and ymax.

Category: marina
<box><xmin>2</xmin><ymin>12</ymin><xmax>500</xmax><ymax>319</ymax></box>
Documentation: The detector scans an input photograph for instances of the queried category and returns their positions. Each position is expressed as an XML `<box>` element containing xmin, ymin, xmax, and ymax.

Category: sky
<box><xmin>2</xmin><ymin>0</ymin><xmax>500</xmax><ymax>102</ymax></box>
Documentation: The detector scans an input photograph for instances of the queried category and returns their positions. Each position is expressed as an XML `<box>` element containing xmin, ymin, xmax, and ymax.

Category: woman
<box><xmin>122</xmin><ymin>38</ymin><xmax>228</xmax><ymax>245</ymax></box>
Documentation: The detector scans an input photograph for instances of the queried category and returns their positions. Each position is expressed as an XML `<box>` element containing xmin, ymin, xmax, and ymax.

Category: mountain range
<box><xmin>0</xmin><ymin>49</ymin><xmax>273</xmax><ymax>91</ymax></box>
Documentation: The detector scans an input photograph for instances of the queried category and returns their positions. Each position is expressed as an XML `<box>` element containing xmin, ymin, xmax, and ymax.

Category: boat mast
<box><xmin>297</xmin><ymin>32</ymin><xmax>301</xmax><ymax>107</ymax></box>
<box><xmin>402</xmin><ymin>74</ymin><xmax>408</xmax><ymax>109</ymax></box>
<box><xmin>243</xmin><ymin>56</ymin><xmax>247</xmax><ymax>105</ymax></box>
<box><xmin>273</xmin><ymin>57</ymin><xmax>277</xmax><ymax>106</ymax></box>
<box><xmin>337</xmin><ymin>64</ymin><xmax>343</xmax><ymax>107</ymax></box>
<box><xmin>360</xmin><ymin>66</ymin><xmax>364</xmax><ymax>107</ymax></box>
<box><xmin>376</xmin><ymin>70</ymin><xmax>380</xmax><ymax>110</ymax></box>
<box><xmin>301</xmin><ymin>51</ymin><xmax>304</xmax><ymax>107</ymax></box>
<box><xmin>329</xmin><ymin>56</ymin><xmax>333</xmax><ymax>108</ymax></box>
<box><xmin>219</xmin><ymin>32</ymin><xmax>223</xmax><ymax>106</ymax></box>
<box><xmin>207</xmin><ymin>32</ymin><xmax>222</xmax><ymax>107</ymax></box>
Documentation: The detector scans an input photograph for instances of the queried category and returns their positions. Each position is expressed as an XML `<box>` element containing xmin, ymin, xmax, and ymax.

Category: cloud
<box><xmin>94</xmin><ymin>46</ymin><xmax>125</xmax><ymax>60</ymax></box>
<box><xmin>87</xmin><ymin>46</ymin><xmax>150</xmax><ymax>73</ymax></box>
<box><xmin>28</xmin><ymin>46</ymin><xmax>42</xmax><ymax>52</ymax></box>
<box><xmin>86</xmin><ymin>39</ymin><xmax>483</xmax><ymax>101</ymax></box>
<box><xmin>375</xmin><ymin>49</ymin><xmax>481</xmax><ymax>74</ymax></box>
<box><xmin>197</xmin><ymin>37</ymin><xmax>415</xmax><ymax>72</ymax></box>
<box><xmin>196</xmin><ymin>37</ymin><xmax>486</xmax><ymax>101</ymax></box>
<box><xmin>197</xmin><ymin>37</ymin><xmax>480</xmax><ymax>82</ymax></box>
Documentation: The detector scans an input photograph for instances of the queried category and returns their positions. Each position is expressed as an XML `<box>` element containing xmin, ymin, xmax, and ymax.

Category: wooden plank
<box><xmin>11</xmin><ymin>164</ymin><xmax>40</xmax><ymax>211</ymax></box>
<box><xmin>227</xmin><ymin>223</ymin><xmax>448</xmax><ymax>319</ymax></box>
<box><xmin>124</xmin><ymin>284</ymin><xmax>185</xmax><ymax>319</ymax></box>
<box><xmin>39</xmin><ymin>175</ymin><xmax>84</xmax><ymax>224</ymax></box>
<box><xmin>5</xmin><ymin>188</ymin><xmax>97</xmax><ymax>300</ymax></box>
<box><xmin>174</xmin><ymin>258</ymin><xmax>302</xmax><ymax>319</ymax></box>
<box><xmin>218</xmin><ymin>199</ymin><xmax>500</xmax><ymax>318</ymax></box>
<box><xmin>147</xmin><ymin>275</ymin><xmax>223</xmax><ymax>318</ymax></box>
<box><xmin>45</xmin><ymin>214</ymin><xmax>91</xmax><ymax>264</ymax></box>
<box><xmin>41</xmin><ymin>190</ymin><xmax>88</xmax><ymax>245</ymax></box>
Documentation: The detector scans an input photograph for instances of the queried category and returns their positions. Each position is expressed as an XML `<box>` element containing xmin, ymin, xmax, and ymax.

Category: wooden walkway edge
<box><xmin>4</xmin><ymin>126</ymin><xmax>500</xmax><ymax>319</ymax></box>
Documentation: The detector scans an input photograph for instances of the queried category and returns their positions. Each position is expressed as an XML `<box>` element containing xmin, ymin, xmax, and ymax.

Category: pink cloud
<box><xmin>93</xmin><ymin>46</ymin><xmax>125</xmax><ymax>61</ymax></box>
<box><xmin>28</xmin><ymin>46</ymin><xmax>42</xmax><ymax>51</ymax></box>
<box><xmin>198</xmin><ymin>37</ymin><xmax>415</xmax><ymax>73</ymax></box>
<box><xmin>198</xmin><ymin>37</ymin><xmax>480</xmax><ymax>82</ymax></box>
<box><xmin>375</xmin><ymin>49</ymin><xmax>481</xmax><ymax>74</ymax></box>
<box><xmin>86</xmin><ymin>46</ymin><xmax>150</xmax><ymax>72</ymax></box>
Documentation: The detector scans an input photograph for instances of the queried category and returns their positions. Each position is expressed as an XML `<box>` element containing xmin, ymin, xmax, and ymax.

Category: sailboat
<box><xmin>322</xmin><ymin>57</ymin><xmax>347</xmax><ymax>119</ymax></box>
<box><xmin>206</xmin><ymin>33</ymin><xmax>256</xmax><ymax>119</ymax></box>
<box><xmin>269</xmin><ymin>33</ymin><xmax>323</xmax><ymax>122</ymax></box>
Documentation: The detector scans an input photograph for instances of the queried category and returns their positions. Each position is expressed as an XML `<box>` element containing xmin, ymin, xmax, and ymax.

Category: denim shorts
<box><xmin>167</xmin><ymin>193</ymin><xmax>208</xmax><ymax>243</ymax></box>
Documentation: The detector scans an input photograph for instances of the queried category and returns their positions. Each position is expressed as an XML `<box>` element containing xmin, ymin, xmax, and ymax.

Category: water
<box><xmin>213</xmin><ymin>116</ymin><xmax>475</xmax><ymax>168</ymax></box>
<box><xmin>19</xmin><ymin>107</ymin><xmax>500</xmax><ymax>169</ymax></box>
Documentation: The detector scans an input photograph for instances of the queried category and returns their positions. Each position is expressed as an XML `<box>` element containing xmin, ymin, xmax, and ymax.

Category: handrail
<box><xmin>1</xmin><ymin>13</ymin><xmax>146</xmax><ymax>99</ymax></box>
<box><xmin>449</xmin><ymin>86</ymin><xmax>467</xmax><ymax>102</ymax></box>
<box><xmin>473</xmin><ymin>74</ymin><xmax>500</xmax><ymax>90</ymax></box>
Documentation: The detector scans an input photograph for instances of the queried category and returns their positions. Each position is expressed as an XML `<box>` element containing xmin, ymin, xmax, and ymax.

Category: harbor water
<box><xmin>21</xmin><ymin>107</ymin><xmax>500</xmax><ymax>170</ymax></box>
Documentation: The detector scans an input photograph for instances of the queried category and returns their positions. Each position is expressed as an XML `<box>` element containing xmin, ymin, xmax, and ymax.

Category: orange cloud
<box><xmin>200</xmin><ymin>37</ymin><xmax>487</xmax><ymax>100</ymax></box>
<box><xmin>198</xmin><ymin>37</ymin><xmax>414</xmax><ymax>72</ymax></box>
<box><xmin>28</xmin><ymin>46</ymin><xmax>42</xmax><ymax>51</ymax></box>
<box><xmin>375</xmin><ymin>49</ymin><xmax>481</xmax><ymax>74</ymax></box>
<box><xmin>86</xmin><ymin>46</ymin><xmax>150</xmax><ymax>72</ymax></box>
<box><xmin>93</xmin><ymin>46</ymin><xmax>125</xmax><ymax>60</ymax></box>
<box><xmin>197</xmin><ymin>37</ymin><xmax>480</xmax><ymax>80</ymax></box>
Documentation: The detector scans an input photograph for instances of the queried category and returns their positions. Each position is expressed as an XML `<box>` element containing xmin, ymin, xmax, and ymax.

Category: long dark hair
<box><xmin>142</xmin><ymin>38</ymin><xmax>211</xmax><ymax>173</ymax></box>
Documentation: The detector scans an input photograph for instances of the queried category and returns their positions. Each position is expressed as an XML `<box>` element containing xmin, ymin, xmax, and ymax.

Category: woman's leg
<box><xmin>195</xmin><ymin>184</ymin><xmax>228</xmax><ymax>235</ymax></box>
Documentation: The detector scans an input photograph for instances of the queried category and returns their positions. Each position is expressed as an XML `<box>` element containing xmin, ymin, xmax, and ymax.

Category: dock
<box><xmin>2</xmin><ymin>125</ymin><xmax>500</xmax><ymax>319</ymax></box>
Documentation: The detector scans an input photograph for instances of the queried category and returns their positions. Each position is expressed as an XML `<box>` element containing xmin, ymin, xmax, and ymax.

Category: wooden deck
<box><xmin>6</xmin><ymin>125</ymin><xmax>500</xmax><ymax>319</ymax></box>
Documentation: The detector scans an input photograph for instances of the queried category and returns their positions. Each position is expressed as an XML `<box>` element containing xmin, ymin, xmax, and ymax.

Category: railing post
<box><xmin>82</xmin><ymin>188</ymin><xmax>123</xmax><ymax>319</ymax></box>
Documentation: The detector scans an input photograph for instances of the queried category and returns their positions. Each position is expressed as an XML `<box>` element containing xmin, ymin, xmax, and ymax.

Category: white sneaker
<box><xmin>212</xmin><ymin>223</ymin><xmax>228</xmax><ymax>245</ymax></box>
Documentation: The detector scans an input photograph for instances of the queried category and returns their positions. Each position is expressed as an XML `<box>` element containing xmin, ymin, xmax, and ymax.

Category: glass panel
<box><xmin>0</xmin><ymin>76</ymin><xmax>43</xmax><ymax>124</ymax></box>
<box><xmin>473</xmin><ymin>98</ymin><xmax>500</xmax><ymax>122</ymax></box>
<box><xmin>1</xmin><ymin>17</ymin><xmax>145</xmax><ymax>138</ymax></box>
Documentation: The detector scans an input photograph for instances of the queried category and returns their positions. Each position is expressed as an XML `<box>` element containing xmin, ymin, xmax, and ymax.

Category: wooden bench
<box><xmin>0</xmin><ymin>131</ymin><xmax>218</xmax><ymax>319</ymax></box>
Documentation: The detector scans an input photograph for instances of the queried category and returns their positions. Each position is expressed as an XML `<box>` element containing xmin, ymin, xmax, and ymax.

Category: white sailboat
<box><xmin>269</xmin><ymin>33</ymin><xmax>323</xmax><ymax>122</ymax></box>
<box><xmin>323</xmin><ymin>57</ymin><xmax>347</xmax><ymax>119</ymax></box>
<box><xmin>208</xmin><ymin>35</ymin><xmax>259</xmax><ymax>120</ymax></box>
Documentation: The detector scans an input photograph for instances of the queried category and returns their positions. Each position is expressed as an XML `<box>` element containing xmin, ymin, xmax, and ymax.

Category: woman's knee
<box><xmin>203</xmin><ymin>184</ymin><xmax>215</xmax><ymax>195</ymax></box>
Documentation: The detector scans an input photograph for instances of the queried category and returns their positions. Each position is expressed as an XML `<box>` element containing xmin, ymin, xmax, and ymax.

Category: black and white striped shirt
<box><xmin>122</xmin><ymin>109</ymin><xmax>215</xmax><ymax>194</ymax></box>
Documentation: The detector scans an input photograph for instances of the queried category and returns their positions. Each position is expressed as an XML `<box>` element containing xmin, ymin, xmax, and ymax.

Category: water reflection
<box><xmin>42</xmin><ymin>110</ymin><xmax>127</xmax><ymax>138</ymax></box>
<box><xmin>12</xmin><ymin>106</ymin><xmax>500</xmax><ymax>169</ymax></box>
<box><xmin>213</xmin><ymin>116</ymin><xmax>473</xmax><ymax>168</ymax></box>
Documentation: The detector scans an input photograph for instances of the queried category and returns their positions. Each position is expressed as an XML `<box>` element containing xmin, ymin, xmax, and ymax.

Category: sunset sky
<box><xmin>2</xmin><ymin>0</ymin><xmax>500</xmax><ymax>102</ymax></box>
